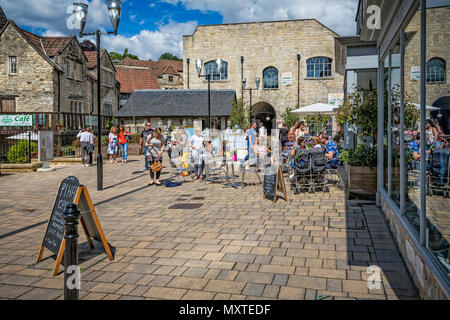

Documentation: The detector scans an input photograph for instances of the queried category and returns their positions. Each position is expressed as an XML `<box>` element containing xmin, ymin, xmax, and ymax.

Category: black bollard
<box><xmin>63</xmin><ymin>203</ymin><xmax>81</xmax><ymax>300</ymax></box>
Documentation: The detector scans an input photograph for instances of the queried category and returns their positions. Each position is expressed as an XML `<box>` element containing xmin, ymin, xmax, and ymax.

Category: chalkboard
<box><xmin>43</xmin><ymin>176</ymin><xmax>80</xmax><ymax>255</ymax></box>
<box><xmin>263</xmin><ymin>173</ymin><xmax>277</xmax><ymax>201</ymax></box>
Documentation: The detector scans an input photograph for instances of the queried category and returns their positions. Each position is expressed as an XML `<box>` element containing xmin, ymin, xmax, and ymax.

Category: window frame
<box><xmin>9</xmin><ymin>56</ymin><xmax>18</xmax><ymax>75</ymax></box>
<box><xmin>204</xmin><ymin>60</ymin><xmax>228</xmax><ymax>81</ymax></box>
<box><xmin>426</xmin><ymin>57</ymin><xmax>446</xmax><ymax>84</ymax></box>
<box><xmin>263</xmin><ymin>66</ymin><xmax>279</xmax><ymax>89</ymax></box>
<box><xmin>306</xmin><ymin>56</ymin><xmax>333</xmax><ymax>79</ymax></box>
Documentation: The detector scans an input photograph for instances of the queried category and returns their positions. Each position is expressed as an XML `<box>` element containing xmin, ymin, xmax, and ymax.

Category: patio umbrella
<box><xmin>292</xmin><ymin>103</ymin><xmax>338</xmax><ymax>115</ymax></box>
<box><xmin>412</xmin><ymin>103</ymin><xmax>439</xmax><ymax>111</ymax></box>
<box><xmin>7</xmin><ymin>131</ymin><xmax>38</xmax><ymax>141</ymax></box>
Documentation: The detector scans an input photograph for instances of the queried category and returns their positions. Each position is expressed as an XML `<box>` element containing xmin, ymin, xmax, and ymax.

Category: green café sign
<box><xmin>0</xmin><ymin>114</ymin><xmax>33</xmax><ymax>126</ymax></box>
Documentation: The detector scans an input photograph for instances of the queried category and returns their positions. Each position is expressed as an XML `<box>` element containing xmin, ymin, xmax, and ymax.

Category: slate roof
<box><xmin>117</xmin><ymin>90</ymin><xmax>236</xmax><ymax>118</ymax></box>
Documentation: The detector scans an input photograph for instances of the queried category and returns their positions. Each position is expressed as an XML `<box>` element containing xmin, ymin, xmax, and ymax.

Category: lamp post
<box><xmin>297</xmin><ymin>54</ymin><xmax>301</xmax><ymax>108</ymax></box>
<box><xmin>242</xmin><ymin>78</ymin><xmax>260</xmax><ymax>122</ymax></box>
<box><xmin>73</xmin><ymin>1</ymin><xmax>121</xmax><ymax>191</ymax></box>
<box><xmin>195</xmin><ymin>59</ymin><xmax>222</xmax><ymax>131</ymax></box>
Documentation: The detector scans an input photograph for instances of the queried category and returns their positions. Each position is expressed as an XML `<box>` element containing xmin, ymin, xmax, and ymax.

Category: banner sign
<box><xmin>0</xmin><ymin>114</ymin><xmax>33</xmax><ymax>126</ymax></box>
<box><xmin>282</xmin><ymin>73</ymin><xmax>293</xmax><ymax>86</ymax></box>
<box><xmin>411</xmin><ymin>66</ymin><xmax>420</xmax><ymax>81</ymax></box>
<box><xmin>328</xmin><ymin>93</ymin><xmax>344</xmax><ymax>106</ymax></box>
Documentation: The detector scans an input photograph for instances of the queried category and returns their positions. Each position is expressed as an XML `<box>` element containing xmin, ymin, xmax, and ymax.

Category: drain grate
<box><xmin>191</xmin><ymin>197</ymin><xmax>205</xmax><ymax>200</ymax></box>
<box><xmin>328</xmin><ymin>215</ymin><xmax>367</xmax><ymax>230</ymax></box>
<box><xmin>168</xmin><ymin>203</ymin><xmax>204</xmax><ymax>210</ymax></box>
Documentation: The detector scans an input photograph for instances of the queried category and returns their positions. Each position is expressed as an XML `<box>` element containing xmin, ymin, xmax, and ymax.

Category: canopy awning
<box><xmin>292</xmin><ymin>103</ymin><xmax>338</xmax><ymax>115</ymax></box>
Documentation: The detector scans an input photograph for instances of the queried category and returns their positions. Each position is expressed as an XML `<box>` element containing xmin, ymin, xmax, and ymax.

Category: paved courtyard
<box><xmin>0</xmin><ymin>155</ymin><xmax>419</xmax><ymax>300</ymax></box>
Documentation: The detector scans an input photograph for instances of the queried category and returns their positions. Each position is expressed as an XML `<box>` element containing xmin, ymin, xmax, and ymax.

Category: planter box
<box><xmin>348</xmin><ymin>166</ymin><xmax>377</xmax><ymax>195</ymax></box>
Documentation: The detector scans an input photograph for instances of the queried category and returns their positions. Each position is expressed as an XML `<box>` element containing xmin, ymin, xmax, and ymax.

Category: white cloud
<box><xmin>162</xmin><ymin>0</ymin><xmax>358</xmax><ymax>36</ymax></box>
<box><xmin>102</xmin><ymin>20</ymin><xmax>197</xmax><ymax>60</ymax></box>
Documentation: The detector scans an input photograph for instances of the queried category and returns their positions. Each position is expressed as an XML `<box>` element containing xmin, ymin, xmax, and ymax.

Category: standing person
<box><xmin>139</xmin><ymin>122</ymin><xmax>154</xmax><ymax>171</ymax></box>
<box><xmin>118</xmin><ymin>125</ymin><xmax>131</xmax><ymax>163</ymax></box>
<box><xmin>254</xmin><ymin>137</ymin><xmax>271</xmax><ymax>167</ymax></box>
<box><xmin>107</xmin><ymin>126</ymin><xmax>119</xmax><ymax>163</ymax></box>
<box><xmin>77</xmin><ymin>128</ymin><xmax>91</xmax><ymax>167</ymax></box>
<box><xmin>86</xmin><ymin>127</ymin><xmax>94</xmax><ymax>167</ymax></box>
<box><xmin>296</xmin><ymin>122</ymin><xmax>310</xmax><ymax>139</ymax></box>
<box><xmin>289</xmin><ymin>121</ymin><xmax>299</xmax><ymax>137</ymax></box>
<box><xmin>279</xmin><ymin>123</ymin><xmax>289</xmax><ymax>149</ymax></box>
<box><xmin>243</xmin><ymin>124</ymin><xmax>252</xmax><ymax>163</ymax></box>
<box><xmin>146</xmin><ymin>129</ymin><xmax>165</xmax><ymax>185</ymax></box>
<box><xmin>248</xmin><ymin>122</ymin><xmax>258</xmax><ymax>166</ymax></box>
<box><xmin>190</xmin><ymin>128</ymin><xmax>205</xmax><ymax>181</ymax></box>
<box><xmin>259</xmin><ymin>122</ymin><xmax>267</xmax><ymax>144</ymax></box>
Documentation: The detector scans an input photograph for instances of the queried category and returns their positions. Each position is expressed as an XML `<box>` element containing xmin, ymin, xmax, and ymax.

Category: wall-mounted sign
<box><xmin>411</xmin><ymin>66</ymin><xmax>420</xmax><ymax>81</ymax></box>
<box><xmin>328</xmin><ymin>93</ymin><xmax>344</xmax><ymax>106</ymax></box>
<box><xmin>85</xmin><ymin>116</ymin><xmax>98</xmax><ymax>126</ymax></box>
<box><xmin>0</xmin><ymin>114</ymin><xmax>33</xmax><ymax>126</ymax></box>
<box><xmin>282</xmin><ymin>73</ymin><xmax>293</xmax><ymax>86</ymax></box>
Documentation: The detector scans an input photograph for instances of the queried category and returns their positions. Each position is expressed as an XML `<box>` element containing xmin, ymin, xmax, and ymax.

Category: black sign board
<box><xmin>263</xmin><ymin>165</ymin><xmax>288</xmax><ymax>203</ymax></box>
<box><xmin>37</xmin><ymin>178</ymin><xmax>113</xmax><ymax>276</ymax></box>
<box><xmin>263</xmin><ymin>172</ymin><xmax>277</xmax><ymax>201</ymax></box>
<box><xmin>43</xmin><ymin>176</ymin><xmax>80</xmax><ymax>254</ymax></box>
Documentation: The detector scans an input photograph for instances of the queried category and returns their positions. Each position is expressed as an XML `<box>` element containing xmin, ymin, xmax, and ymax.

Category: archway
<box><xmin>251</xmin><ymin>102</ymin><xmax>276</xmax><ymax>136</ymax></box>
<box><xmin>431</xmin><ymin>96</ymin><xmax>450</xmax><ymax>134</ymax></box>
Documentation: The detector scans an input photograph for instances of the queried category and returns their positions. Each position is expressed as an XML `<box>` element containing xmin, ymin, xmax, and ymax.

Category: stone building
<box><xmin>0</xmin><ymin>8</ymin><xmax>90</xmax><ymax>119</ymax></box>
<box><xmin>115</xmin><ymin>58</ymin><xmax>183</xmax><ymax>105</ymax></box>
<box><xmin>183</xmin><ymin>19</ymin><xmax>346</xmax><ymax>129</ymax></box>
<box><xmin>403</xmin><ymin>5</ymin><xmax>450</xmax><ymax>133</ymax></box>
<box><xmin>84</xmin><ymin>48</ymin><xmax>120</xmax><ymax>118</ymax></box>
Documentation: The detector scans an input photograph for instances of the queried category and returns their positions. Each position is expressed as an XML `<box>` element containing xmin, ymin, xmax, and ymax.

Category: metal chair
<box><xmin>168</xmin><ymin>158</ymin><xmax>193</xmax><ymax>183</ymax></box>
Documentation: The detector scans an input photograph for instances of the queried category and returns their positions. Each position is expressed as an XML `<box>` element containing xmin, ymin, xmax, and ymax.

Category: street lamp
<box><xmin>195</xmin><ymin>59</ymin><xmax>222</xmax><ymax>130</ymax></box>
<box><xmin>242</xmin><ymin>77</ymin><xmax>260</xmax><ymax>122</ymax></box>
<box><xmin>73</xmin><ymin>0</ymin><xmax>122</xmax><ymax>191</ymax></box>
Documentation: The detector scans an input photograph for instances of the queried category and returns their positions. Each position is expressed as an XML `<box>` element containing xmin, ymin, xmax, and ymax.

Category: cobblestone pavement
<box><xmin>0</xmin><ymin>155</ymin><xmax>419</xmax><ymax>300</ymax></box>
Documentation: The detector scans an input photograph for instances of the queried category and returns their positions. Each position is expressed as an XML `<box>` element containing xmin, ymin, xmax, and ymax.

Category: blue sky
<box><xmin>0</xmin><ymin>0</ymin><xmax>359</xmax><ymax>60</ymax></box>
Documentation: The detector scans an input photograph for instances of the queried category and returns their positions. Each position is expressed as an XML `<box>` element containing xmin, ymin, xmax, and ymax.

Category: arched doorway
<box><xmin>431</xmin><ymin>96</ymin><xmax>450</xmax><ymax>134</ymax></box>
<box><xmin>251</xmin><ymin>102</ymin><xmax>276</xmax><ymax>136</ymax></box>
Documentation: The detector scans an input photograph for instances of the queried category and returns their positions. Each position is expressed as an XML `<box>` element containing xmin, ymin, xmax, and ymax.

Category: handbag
<box><xmin>125</xmin><ymin>134</ymin><xmax>132</xmax><ymax>142</ymax></box>
<box><xmin>151</xmin><ymin>161</ymin><xmax>162</xmax><ymax>173</ymax></box>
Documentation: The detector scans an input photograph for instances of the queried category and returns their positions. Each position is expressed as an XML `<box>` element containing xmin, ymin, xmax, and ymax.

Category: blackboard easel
<box><xmin>263</xmin><ymin>165</ymin><xmax>288</xmax><ymax>203</ymax></box>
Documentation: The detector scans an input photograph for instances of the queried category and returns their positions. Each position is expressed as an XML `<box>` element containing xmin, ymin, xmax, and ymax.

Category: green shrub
<box><xmin>340</xmin><ymin>144</ymin><xmax>377</xmax><ymax>167</ymax></box>
<box><xmin>7</xmin><ymin>140</ymin><xmax>38</xmax><ymax>164</ymax></box>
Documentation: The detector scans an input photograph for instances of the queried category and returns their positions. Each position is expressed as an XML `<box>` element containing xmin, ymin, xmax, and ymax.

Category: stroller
<box><xmin>291</xmin><ymin>149</ymin><xmax>311</xmax><ymax>194</ymax></box>
<box><xmin>428</xmin><ymin>148</ymin><xmax>450</xmax><ymax>197</ymax></box>
<box><xmin>310</xmin><ymin>148</ymin><xmax>329</xmax><ymax>193</ymax></box>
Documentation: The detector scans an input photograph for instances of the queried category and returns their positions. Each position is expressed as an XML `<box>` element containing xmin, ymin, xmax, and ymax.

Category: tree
<box><xmin>230</xmin><ymin>98</ymin><xmax>249</xmax><ymax>130</ymax></box>
<box><xmin>80</xmin><ymin>40</ymin><xmax>96</xmax><ymax>51</ymax></box>
<box><xmin>280</xmin><ymin>107</ymin><xmax>300</xmax><ymax>128</ymax></box>
<box><xmin>109</xmin><ymin>48</ymin><xmax>139</xmax><ymax>62</ymax></box>
<box><xmin>159</xmin><ymin>52</ymin><xmax>182</xmax><ymax>61</ymax></box>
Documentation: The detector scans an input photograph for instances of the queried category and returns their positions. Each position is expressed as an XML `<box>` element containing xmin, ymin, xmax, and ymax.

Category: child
<box><xmin>108</xmin><ymin>126</ymin><xmax>119</xmax><ymax>163</ymax></box>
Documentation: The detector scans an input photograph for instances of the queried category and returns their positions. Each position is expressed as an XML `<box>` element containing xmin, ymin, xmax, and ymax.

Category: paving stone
<box><xmin>17</xmin><ymin>287</ymin><xmax>62</xmax><ymax>300</ymax></box>
<box><xmin>182</xmin><ymin>290</ymin><xmax>216</xmax><ymax>300</ymax></box>
<box><xmin>287</xmin><ymin>275</ymin><xmax>327</xmax><ymax>290</ymax></box>
<box><xmin>242</xmin><ymin>283</ymin><xmax>265</xmax><ymax>297</ymax></box>
<box><xmin>167</xmin><ymin>277</ymin><xmax>209</xmax><ymax>291</ymax></box>
<box><xmin>262</xmin><ymin>285</ymin><xmax>280</xmax><ymax>299</ymax></box>
<box><xmin>342</xmin><ymin>280</ymin><xmax>369</xmax><ymax>294</ymax></box>
<box><xmin>114</xmin><ymin>273</ymin><xmax>145</xmax><ymax>285</ymax></box>
<box><xmin>235</xmin><ymin>271</ymin><xmax>274</xmax><ymax>285</ymax></box>
<box><xmin>278</xmin><ymin>287</ymin><xmax>305</xmax><ymax>300</ymax></box>
<box><xmin>309</xmin><ymin>268</ymin><xmax>346</xmax><ymax>279</ymax></box>
<box><xmin>144</xmin><ymin>287</ymin><xmax>187</xmax><ymax>300</ymax></box>
<box><xmin>0</xmin><ymin>285</ymin><xmax>33</xmax><ymax>299</ymax></box>
<box><xmin>259</xmin><ymin>264</ymin><xmax>295</xmax><ymax>275</ymax></box>
<box><xmin>183</xmin><ymin>267</ymin><xmax>208</xmax><ymax>278</ymax></box>
<box><xmin>204</xmin><ymin>280</ymin><xmax>246</xmax><ymax>295</ymax></box>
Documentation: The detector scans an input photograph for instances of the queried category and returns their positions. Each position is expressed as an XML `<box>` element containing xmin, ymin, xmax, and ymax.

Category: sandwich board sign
<box><xmin>37</xmin><ymin>176</ymin><xmax>113</xmax><ymax>275</ymax></box>
<box><xmin>263</xmin><ymin>165</ymin><xmax>288</xmax><ymax>203</ymax></box>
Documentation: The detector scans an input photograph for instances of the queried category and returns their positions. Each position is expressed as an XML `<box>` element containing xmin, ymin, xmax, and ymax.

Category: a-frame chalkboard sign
<box><xmin>37</xmin><ymin>176</ymin><xmax>114</xmax><ymax>275</ymax></box>
<box><xmin>263</xmin><ymin>165</ymin><xmax>288</xmax><ymax>203</ymax></box>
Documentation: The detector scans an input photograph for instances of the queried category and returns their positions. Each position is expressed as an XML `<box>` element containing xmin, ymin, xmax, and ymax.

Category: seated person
<box><xmin>312</xmin><ymin>137</ymin><xmax>324</xmax><ymax>151</ymax></box>
<box><xmin>290</xmin><ymin>137</ymin><xmax>307</xmax><ymax>158</ymax></box>
<box><xmin>322</xmin><ymin>135</ymin><xmax>340</xmax><ymax>168</ymax></box>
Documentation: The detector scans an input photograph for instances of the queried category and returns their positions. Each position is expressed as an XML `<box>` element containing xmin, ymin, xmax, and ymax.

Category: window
<box><xmin>169</xmin><ymin>75</ymin><xmax>173</xmax><ymax>82</ymax></box>
<box><xmin>306</xmin><ymin>57</ymin><xmax>332</xmax><ymax>78</ymax></box>
<box><xmin>0</xmin><ymin>99</ymin><xmax>16</xmax><ymax>112</ymax></box>
<box><xmin>263</xmin><ymin>67</ymin><xmax>279</xmax><ymax>89</ymax></box>
<box><xmin>66</xmin><ymin>60</ymin><xmax>71</xmax><ymax>79</ymax></box>
<box><xmin>9</xmin><ymin>56</ymin><xmax>17</xmax><ymax>74</ymax></box>
<box><xmin>204</xmin><ymin>60</ymin><xmax>228</xmax><ymax>81</ymax></box>
<box><xmin>426</xmin><ymin>58</ymin><xmax>446</xmax><ymax>83</ymax></box>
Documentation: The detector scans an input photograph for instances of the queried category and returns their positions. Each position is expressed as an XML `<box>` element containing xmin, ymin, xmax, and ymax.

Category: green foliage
<box><xmin>339</xmin><ymin>144</ymin><xmax>377</xmax><ymax>167</ymax></box>
<box><xmin>109</xmin><ymin>48</ymin><xmax>139</xmax><ymax>62</ymax></box>
<box><xmin>305</xmin><ymin>115</ymin><xmax>332</xmax><ymax>136</ymax></box>
<box><xmin>7</xmin><ymin>140</ymin><xmax>37</xmax><ymax>164</ymax></box>
<box><xmin>280</xmin><ymin>107</ymin><xmax>300</xmax><ymax>128</ymax></box>
<box><xmin>159</xmin><ymin>52</ymin><xmax>182</xmax><ymax>61</ymax></box>
<box><xmin>131</xmin><ymin>133</ymin><xmax>141</xmax><ymax>142</ymax></box>
<box><xmin>230</xmin><ymin>98</ymin><xmax>249</xmax><ymax>130</ymax></box>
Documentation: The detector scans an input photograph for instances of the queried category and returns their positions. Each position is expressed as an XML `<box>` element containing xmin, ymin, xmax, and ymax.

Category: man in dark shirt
<box><xmin>279</xmin><ymin>123</ymin><xmax>289</xmax><ymax>149</ymax></box>
<box><xmin>139</xmin><ymin>122</ymin><xmax>154</xmax><ymax>171</ymax></box>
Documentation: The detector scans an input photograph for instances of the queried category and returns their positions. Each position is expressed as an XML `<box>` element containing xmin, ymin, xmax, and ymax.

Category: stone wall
<box><xmin>53</xmin><ymin>38</ymin><xmax>87</xmax><ymax>114</ymax></box>
<box><xmin>158</xmin><ymin>73</ymin><xmax>183</xmax><ymax>90</ymax></box>
<box><xmin>183</xmin><ymin>19</ymin><xmax>345</xmax><ymax>120</ymax></box>
<box><xmin>380</xmin><ymin>193</ymin><xmax>449</xmax><ymax>300</ymax></box>
<box><xmin>0</xmin><ymin>24</ymin><xmax>55</xmax><ymax>112</ymax></box>
<box><xmin>405</xmin><ymin>7</ymin><xmax>450</xmax><ymax>107</ymax></box>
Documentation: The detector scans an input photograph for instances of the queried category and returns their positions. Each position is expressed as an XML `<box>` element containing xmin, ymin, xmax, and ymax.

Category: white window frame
<box><xmin>9</xmin><ymin>56</ymin><xmax>18</xmax><ymax>75</ymax></box>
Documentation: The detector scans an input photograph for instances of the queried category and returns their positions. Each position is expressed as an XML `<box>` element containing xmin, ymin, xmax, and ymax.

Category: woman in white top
<box><xmin>190</xmin><ymin>129</ymin><xmax>205</xmax><ymax>181</ymax></box>
<box><xmin>296</xmin><ymin>122</ymin><xmax>310</xmax><ymax>139</ymax></box>
<box><xmin>254</xmin><ymin>137</ymin><xmax>271</xmax><ymax>167</ymax></box>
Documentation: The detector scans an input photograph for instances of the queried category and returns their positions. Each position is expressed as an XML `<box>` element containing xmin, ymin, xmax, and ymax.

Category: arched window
<box><xmin>204</xmin><ymin>60</ymin><xmax>228</xmax><ymax>81</ymax></box>
<box><xmin>427</xmin><ymin>58</ymin><xmax>446</xmax><ymax>83</ymax></box>
<box><xmin>306</xmin><ymin>57</ymin><xmax>332</xmax><ymax>78</ymax></box>
<box><xmin>263</xmin><ymin>67</ymin><xmax>279</xmax><ymax>89</ymax></box>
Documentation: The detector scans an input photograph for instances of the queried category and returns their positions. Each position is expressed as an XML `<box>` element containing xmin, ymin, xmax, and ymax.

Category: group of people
<box><xmin>288</xmin><ymin>134</ymin><xmax>340</xmax><ymax>169</ymax></box>
<box><xmin>107</xmin><ymin>125</ymin><xmax>132</xmax><ymax>164</ymax></box>
<box><xmin>244</xmin><ymin>122</ymin><xmax>270</xmax><ymax>167</ymax></box>
<box><xmin>408</xmin><ymin>119</ymin><xmax>449</xmax><ymax>161</ymax></box>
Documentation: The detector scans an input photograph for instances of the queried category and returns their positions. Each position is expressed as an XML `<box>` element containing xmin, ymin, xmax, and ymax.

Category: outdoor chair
<box><xmin>168</xmin><ymin>158</ymin><xmax>193</xmax><ymax>183</ymax></box>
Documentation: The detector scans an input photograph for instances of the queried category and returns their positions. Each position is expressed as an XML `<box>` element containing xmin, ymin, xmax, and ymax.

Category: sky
<box><xmin>0</xmin><ymin>0</ymin><xmax>359</xmax><ymax>60</ymax></box>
